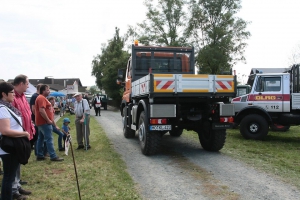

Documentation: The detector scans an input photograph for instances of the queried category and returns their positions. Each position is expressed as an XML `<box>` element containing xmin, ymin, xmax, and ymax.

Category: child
<box><xmin>61</xmin><ymin>118</ymin><xmax>71</xmax><ymax>143</ymax></box>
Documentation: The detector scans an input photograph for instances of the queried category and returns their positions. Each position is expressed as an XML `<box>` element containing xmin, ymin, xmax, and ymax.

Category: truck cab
<box><xmin>232</xmin><ymin>64</ymin><xmax>300</xmax><ymax>139</ymax></box>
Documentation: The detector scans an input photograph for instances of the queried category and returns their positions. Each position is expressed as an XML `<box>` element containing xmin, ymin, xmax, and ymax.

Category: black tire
<box><xmin>138</xmin><ymin>111</ymin><xmax>161</xmax><ymax>155</ymax></box>
<box><xmin>240</xmin><ymin>114</ymin><xmax>269</xmax><ymax>140</ymax></box>
<box><xmin>197</xmin><ymin>121</ymin><xmax>226</xmax><ymax>151</ymax></box>
<box><xmin>169</xmin><ymin>129</ymin><xmax>183</xmax><ymax>137</ymax></box>
<box><xmin>123</xmin><ymin>107</ymin><xmax>135</xmax><ymax>138</ymax></box>
<box><xmin>270</xmin><ymin>124</ymin><xmax>290</xmax><ymax>132</ymax></box>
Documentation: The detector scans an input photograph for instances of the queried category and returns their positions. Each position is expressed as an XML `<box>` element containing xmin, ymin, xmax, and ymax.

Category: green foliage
<box><xmin>89</xmin><ymin>85</ymin><xmax>98</xmax><ymax>95</ymax></box>
<box><xmin>187</xmin><ymin>0</ymin><xmax>250</xmax><ymax>74</ymax></box>
<box><xmin>92</xmin><ymin>0</ymin><xmax>251</xmax><ymax>101</ymax></box>
<box><xmin>91</xmin><ymin>27</ymin><xmax>129</xmax><ymax>103</ymax></box>
<box><xmin>126</xmin><ymin>0</ymin><xmax>189</xmax><ymax>47</ymax></box>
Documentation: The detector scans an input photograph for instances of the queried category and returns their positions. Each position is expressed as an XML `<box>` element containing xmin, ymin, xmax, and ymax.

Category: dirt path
<box><xmin>93</xmin><ymin>107</ymin><xmax>300</xmax><ymax>200</ymax></box>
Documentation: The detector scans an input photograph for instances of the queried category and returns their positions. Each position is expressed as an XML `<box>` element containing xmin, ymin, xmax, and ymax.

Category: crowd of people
<box><xmin>0</xmin><ymin>74</ymin><xmax>92</xmax><ymax>199</ymax></box>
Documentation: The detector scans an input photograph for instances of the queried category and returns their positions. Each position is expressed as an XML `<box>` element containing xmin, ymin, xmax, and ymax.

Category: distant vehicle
<box><xmin>25</xmin><ymin>93</ymin><xmax>32</xmax><ymax>104</ymax></box>
<box><xmin>236</xmin><ymin>85</ymin><xmax>251</xmax><ymax>97</ymax></box>
<box><xmin>99</xmin><ymin>94</ymin><xmax>108</xmax><ymax>110</ymax></box>
<box><xmin>231</xmin><ymin>64</ymin><xmax>300</xmax><ymax>140</ymax></box>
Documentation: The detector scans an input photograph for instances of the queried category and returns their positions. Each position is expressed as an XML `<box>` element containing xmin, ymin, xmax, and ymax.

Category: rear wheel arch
<box><xmin>235</xmin><ymin>107</ymin><xmax>272</xmax><ymax>125</ymax></box>
<box><xmin>136</xmin><ymin>99</ymin><xmax>149</xmax><ymax>128</ymax></box>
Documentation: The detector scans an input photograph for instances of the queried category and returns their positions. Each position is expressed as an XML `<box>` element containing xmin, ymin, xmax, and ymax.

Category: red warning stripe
<box><xmin>161</xmin><ymin>81</ymin><xmax>174</xmax><ymax>89</ymax></box>
<box><xmin>217</xmin><ymin>81</ymin><xmax>227</xmax><ymax>90</ymax></box>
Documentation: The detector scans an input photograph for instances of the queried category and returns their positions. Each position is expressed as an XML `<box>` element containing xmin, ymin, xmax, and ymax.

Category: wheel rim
<box><xmin>249</xmin><ymin>123</ymin><xmax>259</xmax><ymax>133</ymax></box>
<box><xmin>139</xmin><ymin>122</ymin><xmax>145</xmax><ymax>142</ymax></box>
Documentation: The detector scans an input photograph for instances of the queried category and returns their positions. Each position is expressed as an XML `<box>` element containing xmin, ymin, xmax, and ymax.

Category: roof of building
<box><xmin>6</xmin><ymin>77</ymin><xmax>87</xmax><ymax>92</ymax></box>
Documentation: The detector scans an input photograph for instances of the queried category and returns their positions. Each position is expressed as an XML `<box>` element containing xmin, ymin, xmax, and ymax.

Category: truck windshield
<box><xmin>135</xmin><ymin>51</ymin><xmax>192</xmax><ymax>73</ymax></box>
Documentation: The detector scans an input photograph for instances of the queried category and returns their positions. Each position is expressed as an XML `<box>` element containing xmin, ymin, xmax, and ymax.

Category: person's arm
<box><xmin>31</xmin><ymin>105</ymin><xmax>36</xmax><ymax>116</ymax></box>
<box><xmin>61</xmin><ymin>127</ymin><xmax>68</xmax><ymax>135</ymax></box>
<box><xmin>53</xmin><ymin>120</ymin><xmax>59</xmax><ymax>130</ymax></box>
<box><xmin>0</xmin><ymin>119</ymin><xmax>30</xmax><ymax>139</ymax></box>
<box><xmin>39</xmin><ymin>107</ymin><xmax>52</xmax><ymax>124</ymax></box>
<box><xmin>80</xmin><ymin>100</ymin><xmax>90</xmax><ymax>123</ymax></box>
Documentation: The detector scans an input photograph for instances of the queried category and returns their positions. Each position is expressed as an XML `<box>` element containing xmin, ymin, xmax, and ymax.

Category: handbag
<box><xmin>0</xmin><ymin>106</ymin><xmax>31</xmax><ymax>164</ymax></box>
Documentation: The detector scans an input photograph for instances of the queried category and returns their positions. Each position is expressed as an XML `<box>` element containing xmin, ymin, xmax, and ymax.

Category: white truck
<box><xmin>231</xmin><ymin>64</ymin><xmax>300</xmax><ymax>139</ymax></box>
<box><xmin>117</xmin><ymin>41</ymin><xmax>236</xmax><ymax>155</ymax></box>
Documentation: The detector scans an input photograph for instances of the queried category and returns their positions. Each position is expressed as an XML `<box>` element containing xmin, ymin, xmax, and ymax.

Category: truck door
<box><xmin>250</xmin><ymin>76</ymin><xmax>283</xmax><ymax>112</ymax></box>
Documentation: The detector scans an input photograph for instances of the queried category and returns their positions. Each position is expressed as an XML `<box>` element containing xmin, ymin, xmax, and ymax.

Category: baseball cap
<box><xmin>73</xmin><ymin>92</ymin><xmax>81</xmax><ymax>97</ymax></box>
<box><xmin>63</xmin><ymin>118</ymin><xmax>70</xmax><ymax>123</ymax></box>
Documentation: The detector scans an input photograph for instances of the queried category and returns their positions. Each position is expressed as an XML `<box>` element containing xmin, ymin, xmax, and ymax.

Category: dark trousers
<box><xmin>95</xmin><ymin>107</ymin><xmax>101</xmax><ymax>116</ymax></box>
<box><xmin>0</xmin><ymin>153</ymin><xmax>19</xmax><ymax>200</ymax></box>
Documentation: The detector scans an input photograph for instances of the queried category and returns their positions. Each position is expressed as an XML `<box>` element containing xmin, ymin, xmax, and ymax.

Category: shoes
<box><xmin>36</xmin><ymin>157</ymin><xmax>45</xmax><ymax>161</ymax></box>
<box><xmin>50</xmin><ymin>157</ymin><xmax>64</xmax><ymax>161</ymax></box>
<box><xmin>59</xmin><ymin>147</ymin><xmax>65</xmax><ymax>151</ymax></box>
<box><xmin>19</xmin><ymin>188</ymin><xmax>32</xmax><ymax>195</ymax></box>
<box><xmin>12</xmin><ymin>193</ymin><xmax>27</xmax><ymax>200</ymax></box>
<box><xmin>19</xmin><ymin>180</ymin><xmax>28</xmax><ymax>185</ymax></box>
<box><xmin>76</xmin><ymin>145</ymin><xmax>84</xmax><ymax>150</ymax></box>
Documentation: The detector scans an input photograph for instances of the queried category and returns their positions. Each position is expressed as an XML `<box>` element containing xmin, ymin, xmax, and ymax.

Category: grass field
<box><xmin>2</xmin><ymin>115</ymin><xmax>300</xmax><ymax>199</ymax></box>
<box><xmin>18</xmin><ymin>115</ymin><xmax>141</xmax><ymax>200</ymax></box>
<box><xmin>185</xmin><ymin>127</ymin><xmax>300</xmax><ymax>189</ymax></box>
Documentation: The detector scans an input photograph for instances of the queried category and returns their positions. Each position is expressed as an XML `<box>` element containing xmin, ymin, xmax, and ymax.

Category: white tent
<box><xmin>25</xmin><ymin>82</ymin><xmax>36</xmax><ymax>94</ymax></box>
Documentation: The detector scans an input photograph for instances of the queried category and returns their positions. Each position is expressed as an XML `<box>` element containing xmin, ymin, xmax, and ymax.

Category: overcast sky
<box><xmin>0</xmin><ymin>0</ymin><xmax>299</xmax><ymax>86</ymax></box>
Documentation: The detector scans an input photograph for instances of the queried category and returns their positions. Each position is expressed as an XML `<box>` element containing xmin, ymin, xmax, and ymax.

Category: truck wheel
<box><xmin>270</xmin><ymin>124</ymin><xmax>290</xmax><ymax>132</ymax></box>
<box><xmin>240</xmin><ymin>114</ymin><xmax>269</xmax><ymax>140</ymax></box>
<box><xmin>123</xmin><ymin>107</ymin><xmax>135</xmax><ymax>138</ymax></box>
<box><xmin>138</xmin><ymin>111</ymin><xmax>161</xmax><ymax>155</ymax></box>
<box><xmin>197</xmin><ymin>121</ymin><xmax>226</xmax><ymax>151</ymax></box>
<box><xmin>169</xmin><ymin>129</ymin><xmax>183</xmax><ymax>137</ymax></box>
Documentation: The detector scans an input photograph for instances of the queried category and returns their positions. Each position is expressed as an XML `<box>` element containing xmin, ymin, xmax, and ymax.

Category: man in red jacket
<box><xmin>12</xmin><ymin>74</ymin><xmax>34</xmax><ymax>199</ymax></box>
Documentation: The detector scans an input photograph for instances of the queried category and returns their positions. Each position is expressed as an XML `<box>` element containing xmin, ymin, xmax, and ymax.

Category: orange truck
<box><xmin>117</xmin><ymin>41</ymin><xmax>237</xmax><ymax>155</ymax></box>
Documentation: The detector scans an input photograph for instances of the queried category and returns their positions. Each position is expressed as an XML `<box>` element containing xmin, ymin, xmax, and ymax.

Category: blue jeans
<box><xmin>52</xmin><ymin>125</ymin><xmax>66</xmax><ymax>149</ymax></box>
<box><xmin>0</xmin><ymin>153</ymin><xmax>19</xmax><ymax>200</ymax></box>
<box><xmin>37</xmin><ymin>124</ymin><xmax>57</xmax><ymax>159</ymax></box>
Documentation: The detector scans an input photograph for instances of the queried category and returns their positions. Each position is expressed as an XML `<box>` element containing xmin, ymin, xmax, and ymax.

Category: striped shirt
<box><xmin>12</xmin><ymin>90</ymin><xmax>35</xmax><ymax>140</ymax></box>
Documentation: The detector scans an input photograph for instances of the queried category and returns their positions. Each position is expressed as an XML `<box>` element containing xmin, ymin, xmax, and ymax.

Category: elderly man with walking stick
<box><xmin>73</xmin><ymin>93</ymin><xmax>91</xmax><ymax>150</ymax></box>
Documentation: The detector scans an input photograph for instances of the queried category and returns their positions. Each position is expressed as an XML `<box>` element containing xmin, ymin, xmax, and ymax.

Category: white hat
<box><xmin>73</xmin><ymin>92</ymin><xmax>81</xmax><ymax>97</ymax></box>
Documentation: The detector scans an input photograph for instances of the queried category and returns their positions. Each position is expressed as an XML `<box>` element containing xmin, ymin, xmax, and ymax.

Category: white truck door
<box><xmin>249</xmin><ymin>75</ymin><xmax>283</xmax><ymax>112</ymax></box>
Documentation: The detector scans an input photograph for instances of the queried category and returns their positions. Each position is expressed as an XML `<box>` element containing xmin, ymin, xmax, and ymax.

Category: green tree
<box><xmin>89</xmin><ymin>85</ymin><xmax>98</xmax><ymax>95</ymax></box>
<box><xmin>126</xmin><ymin>0</ymin><xmax>189</xmax><ymax>46</ymax></box>
<box><xmin>187</xmin><ymin>0</ymin><xmax>250</xmax><ymax>74</ymax></box>
<box><xmin>91</xmin><ymin>27</ymin><xmax>129</xmax><ymax>103</ymax></box>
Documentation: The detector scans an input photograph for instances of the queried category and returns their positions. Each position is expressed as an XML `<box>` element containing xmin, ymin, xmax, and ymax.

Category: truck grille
<box><xmin>292</xmin><ymin>93</ymin><xmax>300</xmax><ymax>109</ymax></box>
<box><xmin>220</xmin><ymin>104</ymin><xmax>235</xmax><ymax>116</ymax></box>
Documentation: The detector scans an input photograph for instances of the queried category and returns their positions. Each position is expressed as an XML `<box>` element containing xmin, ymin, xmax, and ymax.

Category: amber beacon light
<box><xmin>134</xmin><ymin>40</ymin><xmax>139</xmax><ymax>46</ymax></box>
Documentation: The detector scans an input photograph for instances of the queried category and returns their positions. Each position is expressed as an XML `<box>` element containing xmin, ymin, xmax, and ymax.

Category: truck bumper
<box><xmin>212</xmin><ymin>123</ymin><xmax>233</xmax><ymax>129</ymax></box>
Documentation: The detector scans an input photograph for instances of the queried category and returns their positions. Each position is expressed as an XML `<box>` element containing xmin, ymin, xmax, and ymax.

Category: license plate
<box><xmin>212</xmin><ymin>123</ymin><xmax>233</xmax><ymax>129</ymax></box>
<box><xmin>149</xmin><ymin>125</ymin><xmax>172</xmax><ymax>131</ymax></box>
